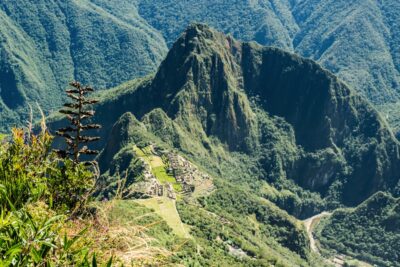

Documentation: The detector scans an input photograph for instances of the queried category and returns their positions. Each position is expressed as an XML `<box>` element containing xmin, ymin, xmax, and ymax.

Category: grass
<box><xmin>149</xmin><ymin>156</ymin><xmax>164</xmax><ymax>168</ymax></box>
<box><xmin>134</xmin><ymin>197</ymin><xmax>190</xmax><ymax>238</ymax></box>
<box><xmin>153</xmin><ymin>166</ymin><xmax>183</xmax><ymax>192</ymax></box>
<box><xmin>74</xmin><ymin>199</ymin><xmax>175</xmax><ymax>266</ymax></box>
<box><xmin>134</xmin><ymin>145</ymin><xmax>183</xmax><ymax>192</ymax></box>
<box><xmin>133</xmin><ymin>146</ymin><xmax>147</xmax><ymax>158</ymax></box>
<box><xmin>131</xmin><ymin>146</ymin><xmax>189</xmax><ymax>238</ymax></box>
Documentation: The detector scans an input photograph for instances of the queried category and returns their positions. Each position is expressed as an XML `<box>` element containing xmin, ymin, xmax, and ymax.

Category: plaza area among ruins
<box><xmin>133</xmin><ymin>145</ymin><xmax>214</xmax><ymax>201</ymax></box>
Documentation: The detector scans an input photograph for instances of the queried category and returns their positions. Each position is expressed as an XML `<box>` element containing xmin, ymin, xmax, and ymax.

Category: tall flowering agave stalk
<box><xmin>55</xmin><ymin>81</ymin><xmax>101</xmax><ymax>165</ymax></box>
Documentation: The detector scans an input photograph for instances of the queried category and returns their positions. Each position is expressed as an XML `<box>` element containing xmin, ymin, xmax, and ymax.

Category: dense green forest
<box><xmin>1</xmin><ymin>0</ymin><xmax>400</xmax><ymax>135</ymax></box>
<box><xmin>136</xmin><ymin>0</ymin><xmax>400</xmax><ymax>107</ymax></box>
<box><xmin>316</xmin><ymin>192</ymin><xmax>400</xmax><ymax>266</ymax></box>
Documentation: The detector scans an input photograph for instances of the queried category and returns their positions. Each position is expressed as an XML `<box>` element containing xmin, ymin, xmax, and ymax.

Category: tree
<box><xmin>55</xmin><ymin>81</ymin><xmax>101</xmax><ymax>165</ymax></box>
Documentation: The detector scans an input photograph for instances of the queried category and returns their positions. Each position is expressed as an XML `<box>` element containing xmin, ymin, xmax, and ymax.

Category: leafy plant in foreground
<box><xmin>56</xmin><ymin>81</ymin><xmax>101</xmax><ymax>165</ymax></box>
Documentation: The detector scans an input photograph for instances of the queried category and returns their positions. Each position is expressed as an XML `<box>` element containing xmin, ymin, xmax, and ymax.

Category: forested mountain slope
<box><xmin>46</xmin><ymin>22</ymin><xmax>400</xmax><ymax>267</ymax></box>
<box><xmin>51</xmin><ymin>24</ymin><xmax>400</xmax><ymax>208</ymax></box>
<box><xmin>2</xmin><ymin>0</ymin><xmax>399</xmax><ymax>135</ymax></box>
<box><xmin>137</xmin><ymin>0</ymin><xmax>400</xmax><ymax>110</ymax></box>
<box><xmin>316</xmin><ymin>192</ymin><xmax>400</xmax><ymax>266</ymax></box>
<box><xmin>0</xmin><ymin>0</ymin><xmax>167</xmax><ymax>130</ymax></box>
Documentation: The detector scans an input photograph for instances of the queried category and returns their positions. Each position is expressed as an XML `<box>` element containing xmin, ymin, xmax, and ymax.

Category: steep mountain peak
<box><xmin>148</xmin><ymin>24</ymin><xmax>257</xmax><ymax>151</ymax></box>
<box><xmin>177</xmin><ymin>23</ymin><xmax>242</xmax><ymax>54</ymax></box>
<box><xmin>180</xmin><ymin>23</ymin><xmax>218</xmax><ymax>42</ymax></box>
<box><xmin>52</xmin><ymin>25</ymin><xmax>400</xmax><ymax>207</ymax></box>
<box><xmin>170</xmin><ymin>25</ymin><xmax>398</xmax><ymax>203</ymax></box>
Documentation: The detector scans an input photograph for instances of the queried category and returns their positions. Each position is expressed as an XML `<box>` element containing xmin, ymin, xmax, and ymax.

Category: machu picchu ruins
<box><xmin>133</xmin><ymin>145</ymin><xmax>214</xmax><ymax>200</ymax></box>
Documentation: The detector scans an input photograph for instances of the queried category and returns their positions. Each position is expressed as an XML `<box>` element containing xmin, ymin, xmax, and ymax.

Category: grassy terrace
<box><xmin>132</xmin><ymin>146</ymin><xmax>190</xmax><ymax>238</ymax></box>
<box><xmin>134</xmin><ymin>145</ymin><xmax>182</xmax><ymax>193</ymax></box>
<box><xmin>153</xmin><ymin>166</ymin><xmax>183</xmax><ymax>192</ymax></box>
<box><xmin>134</xmin><ymin>197</ymin><xmax>190</xmax><ymax>238</ymax></box>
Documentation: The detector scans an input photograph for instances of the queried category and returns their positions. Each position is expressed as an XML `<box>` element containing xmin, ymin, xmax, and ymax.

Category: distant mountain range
<box><xmin>0</xmin><ymin>0</ymin><xmax>167</xmax><ymax>130</ymax></box>
<box><xmin>1</xmin><ymin>0</ymin><xmax>400</xmax><ymax>134</ymax></box>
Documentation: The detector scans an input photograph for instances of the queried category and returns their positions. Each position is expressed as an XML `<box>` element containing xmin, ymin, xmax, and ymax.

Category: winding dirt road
<box><xmin>303</xmin><ymin>212</ymin><xmax>332</xmax><ymax>253</ymax></box>
<box><xmin>304</xmin><ymin>212</ymin><xmax>373</xmax><ymax>267</ymax></box>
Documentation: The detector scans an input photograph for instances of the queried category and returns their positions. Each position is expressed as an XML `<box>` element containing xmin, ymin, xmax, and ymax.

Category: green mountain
<box><xmin>3</xmin><ymin>0</ymin><xmax>400</xmax><ymax>136</ymax></box>
<box><xmin>316</xmin><ymin>192</ymin><xmax>400</xmax><ymax>266</ymax></box>
<box><xmin>47</xmin><ymin>23</ymin><xmax>400</xmax><ymax>266</ymax></box>
<box><xmin>68</xmin><ymin>23</ymin><xmax>400</xmax><ymax>205</ymax></box>
<box><xmin>0</xmin><ymin>0</ymin><xmax>167</xmax><ymax>130</ymax></box>
<box><xmin>136</xmin><ymin>0</ymin><xmax>400</xmax><ymax>118</ymax></box>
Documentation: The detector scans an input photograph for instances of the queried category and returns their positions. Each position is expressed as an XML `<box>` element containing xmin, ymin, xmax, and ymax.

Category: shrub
<box><xmin>0</xmin><ymin>127</ymin><xmax>95</xmax><ymax>212</ymax></box>
<box><xmin>0</xmin><ymin>127</ymin><xmax>101</xmax><ymax>266</ymax></box>
<box><xmin>0</xmin><ymin>202</ymin><xmax>103</xmax><ymax>266</ymax></box>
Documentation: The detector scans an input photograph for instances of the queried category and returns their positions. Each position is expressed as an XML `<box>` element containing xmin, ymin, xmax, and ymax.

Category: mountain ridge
<box><xmin>45</xmin><ymin>22</ymin><xmax>400</xmax><ymax>266</ymax></box>
<box><xmin>136</xmin><ymin>0</ymin><xmax>400</xmax><ymax>108</ymax></box>
<box><xmin>316</xmin><ymin>191</ymin><xmax>400</xmax><ymax>266</ymax></box>
<box><xmin>2</xmin><ymin>0</ymin><xmax>400</xmax><ymax>135</ymax></box>
<box><xmin>50</xmin><ymin>24</ymin><xmax>400</xmax><ymax>208</ymax></box>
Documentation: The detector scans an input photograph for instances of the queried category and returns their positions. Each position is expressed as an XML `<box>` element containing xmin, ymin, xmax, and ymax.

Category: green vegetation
<box><xmin>0</xmin><ymin>127</ymin><xmax>99</xmax><ymax>265</ymax></box>
<box><xmin>135</xmin><ymin>197</ymin><xmax>189</xmax><ymax>238</ymax></box>
<box><xmin>75</xmin><ymin>24</ymin><xmax>400</xmax><ymax>210</ymax></box>
<box><xmin>136</xmin><ymin>0</ymin><xmax>400</xmax><ymax>108</ymax></box>
<box><xmin>6</xmin><ymin>1</ymin><xmax>400</xmax><ymax>264</ymax></box>
<box><xmin>315</xmin><ymin>192</ymin><xmax>400</xmax><ymax>266</ymax></box>
<box><xmin>46</xmin><ymin>24</ymin><xmax>400</xmax><ymax>266</ymax></box>
<box><xmin>2</xmin><ymin>0</ymin><xmax>400</xmax><ymax>133</ymax></box>
<box><xmin>175</xmin><ymin>186</ymin><xmax>329</xmax><ymax>267</ymax></box>
<box><xmin>0</xmin><ymin>127</ymin><xmax>93</xmax><ymax>212</ymax></box>
<box><xmin>152</xmin><ymin>166</ymin><xmax>182</xmax><ymax>192</ymax></box>
<box><xmin>344</xmin><ymin>259</ymin><xmax>373</xmax><ymax>267</ymax></box>
<box><xmin>0</xmin><ymin>125</ymin><xmax>179</xmax><ymax>265</ymax></box>
<box><xmin>133</xmin><ymin>145</ymin><xmax>182</xmax><ymax>192</ymax></box>
<box><xmin>0</xmin><ymin>0</ymin><xmax>167</xmax><ymax>132</ymax></box>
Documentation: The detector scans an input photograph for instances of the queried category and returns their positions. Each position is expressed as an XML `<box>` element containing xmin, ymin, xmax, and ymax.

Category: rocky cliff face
<box><xmin>52</xmin><ymin>24</ymin><xmax>400</xmax><ymax>206</ymax></box>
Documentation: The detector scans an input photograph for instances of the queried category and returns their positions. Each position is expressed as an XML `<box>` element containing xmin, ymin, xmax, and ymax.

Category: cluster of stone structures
<box><xmin>167</xmin><ymin>153</ymin><xmax>211</xmax><ymax>194</ymax></box>
<box><xmin>135</xmin><ymin>150</ymin><xmax>176</xmax><ymax>200</ymax></box>
<box><xmin>136</xmin><ymin>145</ymin><xmax>212</xmax><ymax>200</ymax></box>
<box><xmin>146</xmin><ymin>180</ymin><xmax>177</xmax><ymax>200</ymax></box>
